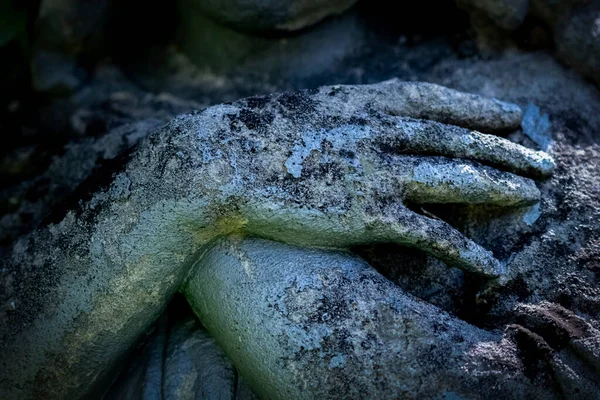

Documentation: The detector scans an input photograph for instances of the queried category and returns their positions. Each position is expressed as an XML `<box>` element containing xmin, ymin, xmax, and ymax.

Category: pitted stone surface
<box><xmin>0</xmin><ymin>81</ymin><xmax>551</xmax><ymax>399</ymax></box>
<box><xmin>183</xmin><ymin>237</ymin><xmax>563</xmax><ymax>399</ymax></box>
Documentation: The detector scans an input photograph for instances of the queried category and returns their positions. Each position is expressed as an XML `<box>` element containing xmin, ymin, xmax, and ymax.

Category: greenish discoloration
<box><xmin>0</xmin><ymin>80</ymin><xmax>552</xmax><ymax>399</ymax></box>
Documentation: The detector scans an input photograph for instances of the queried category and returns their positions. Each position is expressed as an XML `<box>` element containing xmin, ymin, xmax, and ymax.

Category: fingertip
<box><xmin>538</xmin><ymin>153</ymin><xmax>556</xmax><ymax>177</ymax></box>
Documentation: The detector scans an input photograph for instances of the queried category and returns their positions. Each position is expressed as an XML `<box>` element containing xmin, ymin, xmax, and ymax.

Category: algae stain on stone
<box><xmin>192</xmin><ymin>215</ymin><xmax>249</xmax><ymax>243</ymax></box>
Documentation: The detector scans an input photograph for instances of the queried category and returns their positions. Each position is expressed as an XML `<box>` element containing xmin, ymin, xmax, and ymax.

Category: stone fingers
<box><xmin>509</xmin><ymin>302</ymin><xmax>600</xmax><ymax>399</ymax></box>
<box><xmin>319</xmin><ymin>80</ymin><xmax>523</xmax><ymax>133</ymax></box>
<box><xmin>508</xmin><ymin>323</ymin><xmax>600</xmax><ymax>400</ymax></box>
<box><xmin>371</xmin><ymin>80</ymin><xmax>523</xmax><ymax>132</ymax></box>
<box><xmin>242</xmin><ymin>199</ymin><xmax>504</xmax><ymax>279</ymax></box>
<box><xmin>515</xmin><ymin>302</ymin><xmax>600</xmax><ymax>374</ymax></box>
<box><xmin>379</xmin><ymin>117</ymin><xmax>554</xmax><ymax>178</ymax></box>
<box><xmin>370</xmin><ymin>205</ymin><xmax>505</xmax><ymax>278</ymax></box>
<box><xmin>398</xmin><ymin>156</ymin><xmax>541</xmax><ymax>206</ymax></box>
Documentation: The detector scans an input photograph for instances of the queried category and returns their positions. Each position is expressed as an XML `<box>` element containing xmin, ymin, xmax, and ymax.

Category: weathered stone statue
<box><xmin>4</xmin><ymin>79</ymin><xmax>585</xmax><ymax>399</ymax></box>
<box><xmin>3</xmin><ymin>0</ymin><xmax>600</xmax><ymax>398</ymax></box>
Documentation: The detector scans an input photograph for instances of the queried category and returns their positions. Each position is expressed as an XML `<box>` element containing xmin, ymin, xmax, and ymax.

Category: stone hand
<box><xmin>172</xmin><ymin>79</ymin><xmax>552</xmax><ymax>278</ymax></box>
<box><xmin>182</xmin><ymin>237</ymin><xmax>561</xmax><ymax>399</ymax></box>
<box><xmin>0</xmin><ymin>80</ymin><xmax>552</xmax><ymax>399</ymax></box>
<box><xmin>117</xmin><ymin>241</ymin><xmax>600</xmax><ymax>400</ymax></box>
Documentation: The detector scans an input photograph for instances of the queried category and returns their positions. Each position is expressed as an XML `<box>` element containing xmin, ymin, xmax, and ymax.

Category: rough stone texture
<box><xmin>184</xmin><ymin>236</ymin><xmax>597</xmax><ymax>399</ymax></box>
<box><xmin>0</xmin><ymin>81</ymin><xmax>549</xmax><ymax>399</ymax></box>
<box><xmin>419</xmin><ymin>53</ymin><xmax>600</xmax><ymax>325</ymax></box>
<box><xmin>147</xmin><ymin>33</ymin><xmax>600</xmax><ymax>397</ymax></box>
<box><xmin>186</xmin><ymin>0</ymin><xmax>359</xmax><ymax>32</ymax></box>
<box><xmin>1</xmin><ymin>3</ymin><xmax>600</xmax><ymax>399</ymax></box>
<box><xmin>343</xmin><ymin>52</ymin><xmax>600</xmax><ymax>337</ymax></box>
<box><xmin>0</xmin><ymin>66</ymin><xmax>202</xmax><ymax>254</ymax></box>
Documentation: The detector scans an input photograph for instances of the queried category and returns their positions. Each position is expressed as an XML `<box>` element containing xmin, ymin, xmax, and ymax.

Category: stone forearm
<box><xmin>0</xmin><ymin>142</ymin><xmax>218</xmax><ymax>399</ymax></box>
<box><xmin>183</xmin><ymin>237</ymin><xmax>555</xmax><ymax>399</ymax></box>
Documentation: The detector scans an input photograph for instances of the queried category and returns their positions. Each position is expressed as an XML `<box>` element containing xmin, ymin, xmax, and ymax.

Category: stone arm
<box><xmin>0</xmin><ymin>80</ymin><xmax>552</xmax><ymax>399</ymax></box>
<box><xmin>183</xmin><ymin>237</ymin><xmax>561</xmax><ymax>400</ymax></box>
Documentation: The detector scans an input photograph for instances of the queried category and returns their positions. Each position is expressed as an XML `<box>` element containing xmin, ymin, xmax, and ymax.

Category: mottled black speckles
<box><xmin>224</xmin><ymin>113</ymin><xmax>241</xmax><ymax>132</ymax></box>
<box><xmin>348</xmin><ymin>116</ymin><xmax>369</xmax><ymax>126</ymax></box>
<box><xmin>328</xmin><ymin>86</ymin><xmax>342</xmax><ymax>97</ymax></box>
<box><xmin>238</xmin><ymin>108</ymin><xmax>275</xmax><ymax>131</ymax></box>
<box><xmin>43</xmin><ymin>149</ymin><xmax>134</xmax><ymax>227</ymax></box>
<box><xmin>302</xmin><ymin>161</ymin><xmax>345</xmax><ymax>184</ymax></box>
<box><xmin>277</xmin><ymin>90</ymin><xmax>318</xmax><ymax>120</ymax></box>
<box><xmin>364</xmin><ymin>102</ymin><xmax>380</xmax><ymax>118</ymax></box>
<box><xmin>339</xmin><ymin>149</ymin><xmax>355</xmax><ymax>160</ymax></box>
<box><xmin>245</xmin><ymin>95</ymin><xmax>270</xmax><ymax>109</ymax></box>
<box><xmin>241</xmin><ymin>138</ymin><xmax>261</xmax><ymax>154</ymax></box>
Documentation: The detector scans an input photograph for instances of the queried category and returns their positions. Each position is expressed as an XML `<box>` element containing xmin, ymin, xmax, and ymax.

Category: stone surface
<box><xmin>419</xmin><ymin>52</ymin><xmax>600</xmax><ymax>326</ymax></box>
<box><xmin>0</xmin><ymin>66</ymin><xmax>202</xmax><ymax>254</ymax></box>
<box><xmin>0</xmin><ymin>81</ymin><xmax>548</xmax><ymax>399</ymax></box>
<box><xmin>185</xmin><ymin>0</ymin><xmax>359</xmax><ymax>32</ymax></box>
<box><xmin>184</xmin><ymin>236</ymin><xmax>598</xmax><ymax>399</ymax></box>
<box><xmin>1</xmin><ymin>2</ymin><xmax>600</xmax><ymax>399</ymax></box>
<box><xmin>554</xmin><ymin>1</ymin><xmax>600</xmax><ymax>86</ymax></box>
<box><xmin>178</xmin><ymin>7</ymin><xmax>366</xmax><ymax>78</ymax></box>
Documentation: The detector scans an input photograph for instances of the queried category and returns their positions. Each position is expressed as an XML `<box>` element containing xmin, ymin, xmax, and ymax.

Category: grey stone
<box><xmin>163</xmin><ymin>318</ymin><xmax>237</xmax><ymax>400</ymax></box>
<box><xmin>2</xmin><ymin>3</ymin><xmax>600</xmax><ymax>397</ymax></box>
<box><xmin>183</xmin><ymin>236</ymin><xmax>576</xmax><ymax>399</ymax></box>
<box><xmin>0</xmin><ymin>81</ymin><xmax>549</xmax><ymax>399</ymax></box>
<box><xmin>105</xmin><ymin>316</ymin><xmax>169</xmax><ymax>400</ymax></box>
<box><xmin>178</xmin><ymin>6</ymin><xmax>365</xmax><ymax>78</ymax></box>
<box><xmin>553</xmin><ymin>1</ymin><xmax>600</xmax><ymax>86</ymax></box>
<box><xmin>422</xmin><ymin>52</ymin><xmax>600</xmax><ymax>323</ymax></box>
<box><xmin>0</xmin><ymin>66</ymin><xmax>202</xmax><ymax>253</ymax></box>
